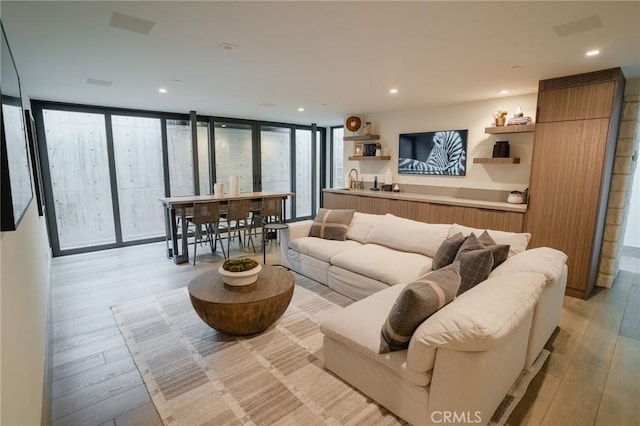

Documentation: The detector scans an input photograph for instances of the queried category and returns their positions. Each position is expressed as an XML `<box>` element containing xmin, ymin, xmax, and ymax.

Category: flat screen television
<box><xmin>398</xmin><ymin>129</ymin><xmax>468</xmax><ymax>176</ymax></box>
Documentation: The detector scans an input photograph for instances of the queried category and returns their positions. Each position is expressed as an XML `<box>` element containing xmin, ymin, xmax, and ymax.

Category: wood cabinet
<box><xmin>525</xmin><ymin>68</ymin><xmax>625</xmax><ymax>299</ymax></box>
<box><xmin>323</xmin><ymin>191</ymin><xmax>525</xmax><ymax>233</ymax></box>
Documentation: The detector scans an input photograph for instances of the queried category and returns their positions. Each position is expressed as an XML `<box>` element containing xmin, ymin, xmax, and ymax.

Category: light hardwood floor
<box><xmin>47</xmin><ymin>241</ymin><xmax>640</xmax><ymax>425</ymax></box>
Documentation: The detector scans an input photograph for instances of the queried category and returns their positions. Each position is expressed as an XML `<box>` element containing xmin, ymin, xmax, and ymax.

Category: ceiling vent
<box><xmin>109</xmin><ymin>12</ymin><xmax>155</xmax><ymax>35</ymax></box>
<box><xmin>86</xmin><ymin>78</ymin><xmax>113</xmax><ymax>87</ymax></box>
<box><xmin>217</xmin><ymin>42</ymin><xmax>239</xmax><ymax>51</ymax></box>
<box><xmin>553</xmin><ymin>15</ymin><xmax>602</xmax><ymax>38</ymax></box>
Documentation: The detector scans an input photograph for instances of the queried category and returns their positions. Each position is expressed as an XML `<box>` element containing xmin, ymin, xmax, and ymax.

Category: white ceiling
<box><xmin>2</xmin><ymin>1</ymin><xmax>639</xmax><ymax>127</ymax></box>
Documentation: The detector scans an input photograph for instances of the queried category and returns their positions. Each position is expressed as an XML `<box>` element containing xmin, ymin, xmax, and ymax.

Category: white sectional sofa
<box><xmin>280</xmin><ymin>212</ymin><xmax>568</xmax><ymax>426</ymax></box>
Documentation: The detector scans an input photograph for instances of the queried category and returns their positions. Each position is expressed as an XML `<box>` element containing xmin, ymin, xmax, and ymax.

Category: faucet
<box><xmin>348</xmin><ymin>168</ymin><xmax>359</xmax><ymax>189</ymax></box>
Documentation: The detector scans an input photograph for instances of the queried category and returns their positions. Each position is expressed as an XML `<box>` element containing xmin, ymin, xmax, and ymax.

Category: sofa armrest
<box><xmin>280</xmin><ymin>220</ymin><xmax>313</xmax><ymax>268</ymax></box>
<box><xmin>406</xmin><ymin>272</ymin><xmax>545</xmax><ymax>371</ymax></box>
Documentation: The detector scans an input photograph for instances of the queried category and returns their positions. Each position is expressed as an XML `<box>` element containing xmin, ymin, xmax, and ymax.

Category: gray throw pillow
<box><xmin>432</xmin><ymin>232</ymin><xmax>466</xmax><ymax>270</ymax></box>
<box><xmin>457</xmin><ymin>231</ymin><xmax>509</xmax><ymax>270</ymax></box>
<box><xmin>455</xmin><ymin>248</ymin><xmax>494</xmax><ymax>295</ymax></box>
<box><xmin>380</xmin><ymin>262</ymin><xmax>461</xmax><ymax>353</ymax></box>
<box><xmin>309</xmin><ymin>208</ymin><xmax>355</xmax><ymax>241</ymax></box>
<box><xmin>475</xmin><ymin>231</ymin><xmax>510</xmax><ymax>269</ymax></box>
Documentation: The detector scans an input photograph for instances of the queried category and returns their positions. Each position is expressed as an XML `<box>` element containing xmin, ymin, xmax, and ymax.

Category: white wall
<box><xmin>623</xmin><ymin>77</ymin><xmax>640</xmax><ymax>248</ymax></box>
<box><xmin>1</xmin><ymin>83</ymin><xmax>51</xmax><ymax>423</ymax></box>
<box><xmin>1</xmin><ymin>202</ymin><xmax>51</xmax><ymax>426</ymax></box>
<box><xmin>343</xmin><ymin>93</ymin><xmax>538</xmax><ymax>192</ymax></box>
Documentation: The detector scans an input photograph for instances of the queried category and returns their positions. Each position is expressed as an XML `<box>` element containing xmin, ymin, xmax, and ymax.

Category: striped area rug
<box><xmin>112</xmin><ymin>282</ymin><xmax>404</xmax><ymax>425</ymax></box>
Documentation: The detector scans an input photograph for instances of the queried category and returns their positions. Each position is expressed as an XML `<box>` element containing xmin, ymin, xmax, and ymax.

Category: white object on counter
<box><xmin>384</xmin><ymin>168</ymin><xmax>393</xmax><ymax>185</ymax></box>
<box><xmin>229</xmin><ymin>175</ymin><xmax>240</xmax><ymax>195</ymax></box>
<box><xmin>214</xmin><ymin>183</ymin><xmax>224</xmax><ymax>196</ymax></box>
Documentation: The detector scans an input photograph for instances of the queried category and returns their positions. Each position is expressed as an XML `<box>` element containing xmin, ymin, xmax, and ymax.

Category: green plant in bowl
<box><xmin>222</xmin><ymin>258</ymin><xmax>259</xmax><ymax>273</ymax></box>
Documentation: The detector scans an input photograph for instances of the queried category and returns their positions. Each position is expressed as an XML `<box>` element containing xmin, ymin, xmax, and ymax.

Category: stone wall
<box><xmin>597</xmin><ymin>95</ymin><xmax>640</xmax><ymax>287</ymax></box>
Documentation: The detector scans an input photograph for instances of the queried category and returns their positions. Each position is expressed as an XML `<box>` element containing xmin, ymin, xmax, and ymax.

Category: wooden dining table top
<box><xmin>159</xmin><ymin>191</ymin><xmax>294</xmax><ymax>207</ymax></box>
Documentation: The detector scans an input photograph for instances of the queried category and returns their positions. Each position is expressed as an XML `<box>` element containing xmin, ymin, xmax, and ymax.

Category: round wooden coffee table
<box><xmin>188</xmin><ymin>265</ymin><xmax>295</xmax><ymax>335</ymax></box>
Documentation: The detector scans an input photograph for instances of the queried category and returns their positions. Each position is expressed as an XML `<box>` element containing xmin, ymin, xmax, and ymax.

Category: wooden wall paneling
<box><xmin>525</xmin><ymin>119</ymin><xmax>610</xmax><ymax>296</ymax></box>
<box><xmin>537</xmin><ymin>82</ymin><xmax>615</xmax><ymax>122</ymax></box>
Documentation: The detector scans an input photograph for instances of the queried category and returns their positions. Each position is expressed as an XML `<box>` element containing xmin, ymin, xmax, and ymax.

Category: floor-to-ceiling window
<box><xmin>196</xmin><ymin>121</ymin><xmax>210</xmax><ymax>195</ymax></box>
<box><xmin>42</xmin><ymin>109</ymin><xmax>116</xmax><ymax>250</ymax></box>
<box><xmin>34</xmin><ymin>102</ymin><xmax>325</xmax><ymax>255</ymax></box>
<box><xmin>331</xmin><ymin>126</ymin><xmax>344</xmax><ymax>188</ymax></box>
<box><xmin>213</xmin><ymin>122</ymin><xmax>254</xmax><ymax>193</ymax></box>
<box><xmin>111</xmin><ymin>115</ymin><xmax>165</xmax><ymax>241</ymax></box>
<box><xmin>166</xmin><ymin>119</ymin><xmax>194</xmax><ymax>196</ymax></box>
<box><xmin>261</xmin><ymin>125</ymin><xmax>292</xmax><ymax>219</ymax></box>
<box><xmin>295</xmin><ymin>128</ymin><xmax>313</xmax><ymax>217</ymax></box>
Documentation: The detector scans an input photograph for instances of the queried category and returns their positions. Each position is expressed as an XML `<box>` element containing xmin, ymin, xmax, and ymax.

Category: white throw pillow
<box><xmin>368</xmin><ymin>214</ymin><xmax>451</xmax><ymax>257</ymax></box>
<box><xmin>449</xmin><ymin>223</ymin><xmax>531</xmax><ymax>257</ymax></box>
<box><xmin>346</xmin><ymin>212</ymin><xmax>385</xmax><ymax>243</ymax></box>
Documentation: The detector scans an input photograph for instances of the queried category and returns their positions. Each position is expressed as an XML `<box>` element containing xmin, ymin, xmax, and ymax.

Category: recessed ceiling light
<box><xmin>221</xmin><ymin>124</ymin><xmax>227</xmax><ymax>128</ymax></box>
<box><xmin>389</xmin><ymin>88</ymin><xmax>399</xmax><ymax>94</ymax></box>
<box><xmin>500</xmin><ymin>90</ymin><xmax>509</xmax><ymax>95</ymax></box>
<box><xmin>586</xmin><ymin>49</ymin><xmax>600</xmax><ymax>57</ymax></box>
<box><xmin>158</xmin><ymin>88</ymin><xmax>167</xmax><ymax>94</ymax></box>
<box><xmin>298</xmin><ymin>107</ymin><xmax>305</xmax><ymax>112</ymax></box>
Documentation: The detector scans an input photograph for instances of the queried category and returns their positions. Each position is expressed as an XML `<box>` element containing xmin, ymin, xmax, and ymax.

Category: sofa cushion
<box><xmin>346</xmin><ymin>212</ymin><xmax>385</xmax><ymax>243</ymax></box>
<box><xmin>455</xmin><ymin>246</ymin><xmax>494</xmax><ymax>295</ymax></box>
<box><xmin>288</xmin><ymin>237</ymin><xmax>362</xmax><ymax>263</ymax></box>
<box><xmin>380</xmin><ymin>262</ymin><xmax>461</xmax><ymax>353</ymax></box>
<box><xmin>449</xmin><ymin>223</ymin><xmax>530</xmax><ymax>257</ymax></box>
<box><xmin>321</xmin><ymin>283</ymin><xmax>434</xmax><ymax>386</ymax></box>
<box><xmin>330</xmin><ymin>244</ymin><xmax>433</xmax><ymax>286</ymax></box>
<box><xmin>309</xmin><ymin>208</ymin><xmax>355</xmax><ymax>241</ymax></box>
<box><xmin>432</xmin><ymin>232</ymin><xmax>466</xmax><ymax>270</ymax></box>
<box><xmin>406</xmin><ymin>271</ymin><xmax>546</xmax><ymax>371</ymax></box>
<box><xmin>367</xmin><ymin>214</ymin><xmax>451</xmax><ymax>257</ymax></box>
<box><xmin>490</xmin><ymin>247</ymin><xmax>568</xmax><ymax>285</ymax></box>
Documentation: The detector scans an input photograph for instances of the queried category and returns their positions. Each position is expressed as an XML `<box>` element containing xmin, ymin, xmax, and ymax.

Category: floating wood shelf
<box><xmin>473</xmin><ymin>157</ymin><xmax>521</xmax><ymax>164</ymax></box>
<box><xmin>343</xmin><ymin>134</ymin><xmax>381</xmax><ymax>141</ymax></box>
<box><xmin>484</xmin><ymin>124</ymin><xmax>536</xmax><ymax>134</ymax></box>
<box><xmin>348</xmin><ymin>155</ymin><xmax>391</xmax><ymax>161</ymax></box>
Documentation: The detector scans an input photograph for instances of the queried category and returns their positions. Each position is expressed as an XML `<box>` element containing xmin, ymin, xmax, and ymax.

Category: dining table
<box><xmin>159</xmin><ymin>191</ymin><xmax>293</xmax><ymax>264</ymax></box>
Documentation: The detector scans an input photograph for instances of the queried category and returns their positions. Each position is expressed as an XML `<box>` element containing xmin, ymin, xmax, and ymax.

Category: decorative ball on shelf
<box><xmin>345</xmin><ymin>116</ymin><xmax>362</xmax><ymax>132</ymax></box>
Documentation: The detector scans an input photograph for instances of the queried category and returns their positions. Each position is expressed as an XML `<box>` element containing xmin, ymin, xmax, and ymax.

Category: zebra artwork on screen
<box><xmin>398</xmin><ymin>129</ymin><xmax>468</xmax><ymax>176</ymax></box>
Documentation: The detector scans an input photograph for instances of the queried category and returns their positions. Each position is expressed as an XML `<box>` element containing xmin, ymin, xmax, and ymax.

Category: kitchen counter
<box><xmin>323</xmin><ymin>188</ymin><xmax>527</xmax><ymax>213</ymax></box>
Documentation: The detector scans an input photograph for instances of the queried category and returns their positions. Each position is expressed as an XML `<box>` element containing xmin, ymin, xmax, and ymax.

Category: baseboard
<box><xmin>621</xmin><ymin>245</ymin><xmax>640</xmax><ymax>258</ymax></box>
<box><xmin>41</xmin><ymin>253</ymin><xmax>53</xmax><ymax>426</ymax></box>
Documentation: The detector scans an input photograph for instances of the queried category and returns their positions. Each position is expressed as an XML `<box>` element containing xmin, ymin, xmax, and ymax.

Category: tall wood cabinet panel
<box><xmin>525</xmin><ymin>68</ymin><xmax>625</xmax><ymax>299</ymax></box>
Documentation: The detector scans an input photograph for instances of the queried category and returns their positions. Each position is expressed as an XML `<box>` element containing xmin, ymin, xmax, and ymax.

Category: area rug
<box><xmin>112</xmin><ymin>280</ymin><xmax>546</xmax><ymax>425</ymax></box>
<box><xmin>112</xmin><ymin>283</ymin><xmax>404</xmax><ymax>425</ymax></box>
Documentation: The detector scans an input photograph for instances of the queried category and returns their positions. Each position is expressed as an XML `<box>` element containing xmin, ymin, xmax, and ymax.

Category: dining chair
<box><xmin>189</xmin><ymin>201</ymin><xmax>226</xmax><ymax>265</ymax></box>
<box><xmin>260</xmin><ymin>197</ymin><xmax>288</xmax><ymax>264</ymax></box>
<box><xmin>225</xmin><ymin>199</ymin><xmax>255</xmax><ymax>256</ymax></box>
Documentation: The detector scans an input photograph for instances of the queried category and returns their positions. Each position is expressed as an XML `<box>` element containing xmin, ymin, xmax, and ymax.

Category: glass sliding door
<box><xmin>214</xmin><ymin>122</ymin><xmax>253</xmax><ymax>193</ymax></box>
<box><xmin>42</xmin><ymin>109</ymin><xmax>116</xmax><ymax>250</ymax></box>
<box><xmin>295</xmin><ymin>129</ymin><xmax>313</xmax><ymax>218</ymax></box>
<box><xmin>166</xmin><ymin>119</ymin><xmax>194</xmax><ymax>196</ymax></box>
<box><xmin>332</xmin><ymin>127</ymin><xmax>344</xmax><ymax>188</ymax></box>
<box><xmin>261</xmin><ymin>126</ymin><xmax>291</xmax><ymax>219</ymax></box>
<box><xmin>111</xmin><ymin>115</ymin><xmax>165</xmax><ymax>241</ymax></box>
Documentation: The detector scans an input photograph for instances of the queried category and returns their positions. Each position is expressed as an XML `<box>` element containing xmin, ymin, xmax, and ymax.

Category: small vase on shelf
<box><xmin>495</xmin><ymin>116</ymin><xmax>506</xmax><ymax>126</ymax></box>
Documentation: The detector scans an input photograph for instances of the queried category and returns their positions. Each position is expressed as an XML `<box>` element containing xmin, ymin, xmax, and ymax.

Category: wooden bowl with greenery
<box><xmin>218</xmin><ymin>258</ymin><xmax>262</xmax><ymax>286</ymax></box>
